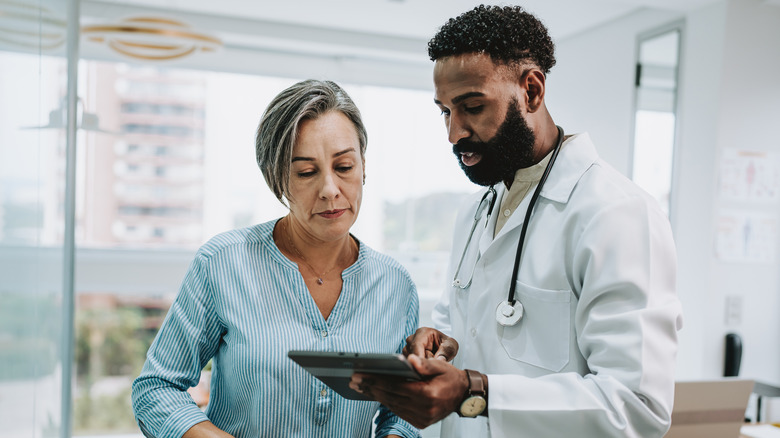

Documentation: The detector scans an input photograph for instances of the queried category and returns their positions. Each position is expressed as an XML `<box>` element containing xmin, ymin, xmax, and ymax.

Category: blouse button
<box><xmin>503</xmin><ymin>209</ymin><xmax>511</xmax><ymax>217</ymax></box>
<box><xmin>321</xmin><ymin>330</ymin><xmax>328</xmax><ymax>337</ymax></box>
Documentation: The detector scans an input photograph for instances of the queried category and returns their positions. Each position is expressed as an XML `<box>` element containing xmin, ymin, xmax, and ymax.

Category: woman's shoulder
<box><xmin>197</xmin><ymin>220</ymin><xmax>275</xmax><ymax>259</ymax></box>
<box><xmin>357</xmin><ymin>241</ymin><xmax>415</xmax><ymax>287</ymax></box>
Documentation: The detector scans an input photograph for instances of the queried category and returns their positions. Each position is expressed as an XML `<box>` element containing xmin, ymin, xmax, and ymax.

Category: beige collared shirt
<box><xmin>494</xmin><ymin>152</ymin><xmax>552</xmax><ymax>237</ymax></box>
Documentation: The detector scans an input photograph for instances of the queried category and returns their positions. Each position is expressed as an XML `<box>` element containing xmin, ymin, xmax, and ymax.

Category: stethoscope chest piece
<box><xmin>495</xmin><ymin>300</ymin><xmax>523</xmax><ymax>326</ymax></box>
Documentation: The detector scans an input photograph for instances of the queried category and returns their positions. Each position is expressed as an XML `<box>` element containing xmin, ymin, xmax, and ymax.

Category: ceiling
<box><xmin>98</xmin><ymin>0</ymin><xmax>727</xmax><ymax>41</ymax></box>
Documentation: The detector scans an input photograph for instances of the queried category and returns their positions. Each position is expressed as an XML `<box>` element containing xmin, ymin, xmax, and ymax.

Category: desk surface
<box><xmin>741</xmin><ymin>423</ymin><xmax>780</xmax><ymax>438</ymax></box>
<box><xmin>754</xmin><ymin>382</ymin><xmax>780</xmax><ymax>398</ymax></box>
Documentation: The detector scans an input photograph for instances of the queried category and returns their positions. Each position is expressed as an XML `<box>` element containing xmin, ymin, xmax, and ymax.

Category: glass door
<box><xmin>631</xmin><ymin>25</ymin><xmax>683</xmax><ymax>218</ymax></box>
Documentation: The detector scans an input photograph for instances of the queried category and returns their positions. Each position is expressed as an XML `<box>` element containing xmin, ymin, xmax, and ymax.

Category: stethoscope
<box><xmin>451</xmin><ymin>126</ymin><xmax>565</xmax><ymax>327</ymax></box>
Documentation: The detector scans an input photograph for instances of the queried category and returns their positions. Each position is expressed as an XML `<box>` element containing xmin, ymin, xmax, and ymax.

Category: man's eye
<box><xmin>465</xmin><ymin>105</ymin><xmax>483</xmax><ymax>114</ymax></box>
<box><xmin>440</xmin><ymin>108</ymin><xmax>450</xmax><ymax>116</ymax></box>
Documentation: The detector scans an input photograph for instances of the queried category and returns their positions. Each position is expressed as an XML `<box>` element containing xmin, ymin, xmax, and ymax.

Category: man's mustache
<box><xmin>452</xmin><ymin>140</ymin><xmax>488</xmax><ymax>155</ymax></box>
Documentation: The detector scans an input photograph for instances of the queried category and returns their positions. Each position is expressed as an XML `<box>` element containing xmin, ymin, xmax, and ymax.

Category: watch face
<box><xmin>459</xmin><ymin>395</ymin><xmax>487</xmax><ymax>417</ymax></box>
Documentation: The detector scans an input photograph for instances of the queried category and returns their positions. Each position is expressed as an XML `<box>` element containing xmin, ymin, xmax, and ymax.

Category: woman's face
<box><xmin>287</xmin><ymin>110</ymin><xmax>364</xmax><ymax>243</ymax></box>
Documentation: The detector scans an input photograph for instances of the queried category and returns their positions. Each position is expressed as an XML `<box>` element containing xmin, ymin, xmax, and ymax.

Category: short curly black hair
<box><xmin>428</xmin><ymin>4</ymin><xmax>556</xmax><ymax>74</ymax></box>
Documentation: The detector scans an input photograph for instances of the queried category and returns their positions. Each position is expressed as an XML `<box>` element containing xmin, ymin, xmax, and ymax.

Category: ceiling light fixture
<box><xmin>0</xmin><ymin>0</ymin><xmax>66</xmax><ymax>50</ymax></box>
<box><xmin>81</xmin><ymin>16</ymin><xmax>222</xmax><ymax>61</ymax></box>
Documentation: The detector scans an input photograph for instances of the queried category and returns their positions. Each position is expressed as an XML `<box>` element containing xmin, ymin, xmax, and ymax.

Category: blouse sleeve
<box><xmin>131</xmin><ymin>253</ymin><xmax>225</xmax><ymax>438</ymax></box>
<box><xmin>374</xmin><ymin>273</ymin><xmax>422</xmax><ymax>438</ymax></box>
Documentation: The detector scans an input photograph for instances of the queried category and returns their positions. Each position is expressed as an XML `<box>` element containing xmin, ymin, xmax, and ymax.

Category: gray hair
<box><xmin>255</xmin><ymin>79</ymin><xmax>368</xmax><ymax>206</ymax></box>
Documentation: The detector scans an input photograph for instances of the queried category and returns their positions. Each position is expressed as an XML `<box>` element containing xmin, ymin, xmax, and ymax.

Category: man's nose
<box><xmin>447</xmin><ymin>115</ymin><xmax>470</xmax><ymax>145</ymax></box>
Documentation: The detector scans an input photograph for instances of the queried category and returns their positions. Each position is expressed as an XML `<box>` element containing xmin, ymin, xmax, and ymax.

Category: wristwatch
<box><xmin>458</xmin><ymin>369</ymin><xmax>487</xmax><ymax>417</ymax></box>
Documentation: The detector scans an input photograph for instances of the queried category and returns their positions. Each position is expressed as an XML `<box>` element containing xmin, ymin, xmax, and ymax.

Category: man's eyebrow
<box><xmin>291</xmin><ymin>147</ymin><xmax>356</xmax><ymax>163</ymax></box>
<box><xmin>434</xmin><ymin>91</ymin><xmax>485</xmax><ymax>106</ymax></box>
<box><xmin>452</xmin><ymin>92</ymin><xmax>485</xmax><ymax>104</ymax></box>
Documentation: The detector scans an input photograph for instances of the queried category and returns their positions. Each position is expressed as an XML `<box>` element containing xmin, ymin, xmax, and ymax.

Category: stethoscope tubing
<box><xmin>505</xmin><ymin>125</ymin><xmax>565</xmax><ymax>305</ymax></box>
<box><xmin>452</xmin><ymin>186</ymin><xmax>497</xmax><ymax>288</ymax></box>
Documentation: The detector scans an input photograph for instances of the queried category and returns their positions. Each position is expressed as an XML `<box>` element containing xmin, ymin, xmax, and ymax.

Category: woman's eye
<box><xmin>297</xmin><ymin>171</ymin><xmax>316</xmax><ymax>178</ymax></box>
<box><xmin>336</xmin><ymin>166</ymin><xmax>353</xmax><ymax>173</ymax></box>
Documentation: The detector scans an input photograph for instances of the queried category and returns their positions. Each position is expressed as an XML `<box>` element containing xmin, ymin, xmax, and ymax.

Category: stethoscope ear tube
<box><xmin>452</xmin><ymin>186</ymin><xmax>497</xmax><ymax>288</ymax></box>
<box><xmin>504</xmin><ymin>125</ymin><xmax>565</xmax><ymax>307</ymax></box>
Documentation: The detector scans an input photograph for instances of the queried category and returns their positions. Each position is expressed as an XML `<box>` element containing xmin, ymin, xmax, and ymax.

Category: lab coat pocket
<box><xmin>499</xmin><ymin>282</ymin><xmax>571</xmax><ymax>372</ymax></box>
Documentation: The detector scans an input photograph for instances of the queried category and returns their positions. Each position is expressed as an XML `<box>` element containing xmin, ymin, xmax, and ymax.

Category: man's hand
<box><xmin>402</xmin><ymin>327</ymin><xmax>459</xmax><ymax>362</ymax></box>
<box><xmin>349</xmin><ymin>354</ymin><xmax>469</xmax><ymax>429</ymax></box>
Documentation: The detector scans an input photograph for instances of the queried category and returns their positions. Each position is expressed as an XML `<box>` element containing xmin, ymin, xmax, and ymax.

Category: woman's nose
<box><xmin>319</xmin><ymin>172</ymin><xmax>340</xmax><ymax>199</ymax></box>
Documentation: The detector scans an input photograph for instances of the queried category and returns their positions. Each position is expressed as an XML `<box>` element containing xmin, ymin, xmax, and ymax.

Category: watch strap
<box><xmin>465</xmin><ymin>369</ymin><xmax>486</xmax><ymax>398</ymax></box>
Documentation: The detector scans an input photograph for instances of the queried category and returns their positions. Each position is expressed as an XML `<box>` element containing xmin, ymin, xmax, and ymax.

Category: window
<box><xmin>58</xmin><ymin>61</ymin><xmax>478</xmax><ymax>435</ymax></box>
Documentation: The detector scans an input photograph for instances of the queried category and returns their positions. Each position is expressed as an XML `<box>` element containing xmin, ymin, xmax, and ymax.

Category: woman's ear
<box><xmin>522</xmin><ymin>69</ymin><xmax>546</xmax><ymax>113</ymax></box>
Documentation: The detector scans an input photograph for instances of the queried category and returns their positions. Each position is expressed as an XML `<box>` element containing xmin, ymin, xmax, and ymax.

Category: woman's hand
<box><xmin>402</xmin><ymin>327</ymin><xmax>459</xmax><ymax>362</ymax></box>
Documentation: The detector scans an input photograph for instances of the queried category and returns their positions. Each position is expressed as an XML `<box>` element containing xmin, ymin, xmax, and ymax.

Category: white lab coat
<box><xmin>432</xmin><ymin>133</ymin><xmax>683</xmax><ymax>438</ymax></box>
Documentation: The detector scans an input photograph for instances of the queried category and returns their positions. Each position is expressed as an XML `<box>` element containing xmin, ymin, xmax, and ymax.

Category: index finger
<box><xmin>405</xmin><ymin>328</ymin><xmax>439</xmax><ymax>358</ymax></box>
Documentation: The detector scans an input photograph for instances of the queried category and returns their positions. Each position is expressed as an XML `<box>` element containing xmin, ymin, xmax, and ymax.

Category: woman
<box><xmin>131</xmin><ymin>80</ymin><xmax>420</xmax><ymax>438</ymax></box>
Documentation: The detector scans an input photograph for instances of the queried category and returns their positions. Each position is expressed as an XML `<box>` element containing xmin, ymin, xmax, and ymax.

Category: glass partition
<box><xmin>0</xmin><ymin>1</ymin><xmax>71</xmax><ymax>434</ymax></box>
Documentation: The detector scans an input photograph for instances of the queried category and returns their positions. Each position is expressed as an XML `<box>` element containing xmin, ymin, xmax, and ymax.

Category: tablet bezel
<box><xmin>288</xmin><ymin>350</ymin><xmax>421</xmax><ymax>401</ymax></box>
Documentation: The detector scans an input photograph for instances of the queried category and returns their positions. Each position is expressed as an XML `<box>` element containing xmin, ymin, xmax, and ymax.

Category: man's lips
<box><xmin>460</xmin><ymin>151</ymin><xmax>482</xmax><ymax>167</ymax></box>
<box><xmin>317</xmin><ymin>209</ymin><xmax>347</xmax><ymax>219</ymax></box>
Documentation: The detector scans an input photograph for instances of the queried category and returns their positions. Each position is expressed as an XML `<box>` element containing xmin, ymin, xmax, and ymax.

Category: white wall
<box><xmin>702</xmin><ymin>0</ymin><xmax>780</xmax><ymax>383</ymax></box>
<box><xmin>550</xmin><ymin>0</ymin><xmax>780</xmax><ymax>385</ymax></box>
<box><xmin>547</xmin><ymin>8</ymin><xmax>681</xmax><ymax>173</ymax></box>
<box><xmin>672</xmin><ymin>1</ymin><xmax>728</xmax><ymax>381</ymax></box>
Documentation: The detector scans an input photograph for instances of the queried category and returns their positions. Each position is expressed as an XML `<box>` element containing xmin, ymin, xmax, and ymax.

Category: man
<box><xmin>350</xmin><ymin>5</ymin><xmax>683</xmax><ymax>438</ymax></box>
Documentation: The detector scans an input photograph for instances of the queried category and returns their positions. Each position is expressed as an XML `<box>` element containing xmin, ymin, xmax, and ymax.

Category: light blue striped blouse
<box><xmin>132</xmin><ymin>219</ymin><xmax>420</xmax><ymax>438</ymax></box>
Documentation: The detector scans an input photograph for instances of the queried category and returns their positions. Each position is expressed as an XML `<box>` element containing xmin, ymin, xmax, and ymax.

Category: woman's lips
<box><xmin>318</xmin><ymin>209</ymin><xmax>346</xmax><ymax>219</ymax></box>
<box><xmin>461</xmin><ymin>152</ymin><xmax>482</xmax><ymax>167</ymax></box>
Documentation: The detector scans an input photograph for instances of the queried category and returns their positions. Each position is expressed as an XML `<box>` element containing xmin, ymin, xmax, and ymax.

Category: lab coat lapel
<box><xmin>479</xmin><ymin>133</ymin><xmax>599</xmax><ymax>255</ymax></box>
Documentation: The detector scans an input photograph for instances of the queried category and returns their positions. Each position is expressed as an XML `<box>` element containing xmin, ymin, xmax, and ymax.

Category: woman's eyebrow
<box><xmin>292</xmin><ymin>147</ymin><xmax>356</xmax><ymax>162</ymax></box>
<box><xmin>333</xmin><ymin>147</ymin><xmax>356</xmax><ymax>158</ymax></box>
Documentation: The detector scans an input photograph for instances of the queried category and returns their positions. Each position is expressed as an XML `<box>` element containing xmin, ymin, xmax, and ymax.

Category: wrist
<box><xmin>457</xmin><ymin>369</ymin><xmax>488</xmax><ymax>418</ymax></box>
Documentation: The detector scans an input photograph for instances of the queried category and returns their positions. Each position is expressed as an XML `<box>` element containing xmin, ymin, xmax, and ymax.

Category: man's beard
<box><xmin>452</xmin><ymin>100</ymin><xmax>536</xmax><ymax>187</ymax></box>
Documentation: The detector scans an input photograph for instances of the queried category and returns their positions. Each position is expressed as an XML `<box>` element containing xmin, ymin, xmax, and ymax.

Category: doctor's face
<box><xmin>287</xmin><ymin>110</ymin><xmax>364</xmax><ymax>243</ymax></box>
<box><xmin>434</xmin><ymin>53</ymin><xmax>537</xmax><ymax>186</ymax></box>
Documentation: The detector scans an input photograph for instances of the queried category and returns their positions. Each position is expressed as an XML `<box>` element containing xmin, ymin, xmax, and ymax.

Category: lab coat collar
<box><xmin>539</xmin><ymin>132</ymin><xmax>599</xmax><ymax>204</ymax></box>
<box><xmin>483</xmin><ymin>132</ymin><xmax>598</xmax><ymax>248</ymax></box>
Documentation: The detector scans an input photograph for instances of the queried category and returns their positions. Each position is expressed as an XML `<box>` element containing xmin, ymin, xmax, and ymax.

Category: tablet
<box><xmin>288</xmin><ymin>350</ymin><xmax>421</xmax><ymax>401</ymax></box>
